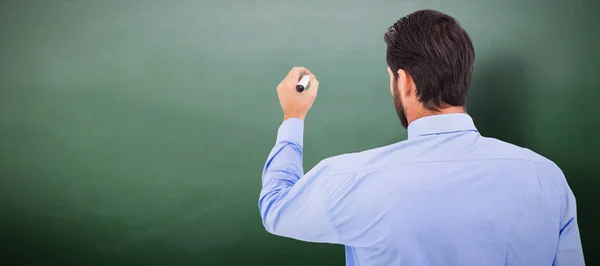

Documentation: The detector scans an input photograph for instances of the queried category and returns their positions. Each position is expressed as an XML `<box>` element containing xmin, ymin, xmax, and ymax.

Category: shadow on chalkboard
<box><xmin>468</xmin><ymin>54</ymin><xmax>531</xmax><ymax>146</ymax></box>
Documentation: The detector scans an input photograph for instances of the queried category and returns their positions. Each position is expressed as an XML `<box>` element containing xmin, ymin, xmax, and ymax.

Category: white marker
<box><xmin>296</xmin><ymin>75</ymin><xmax>310</xmax><ymax>92</ymax></box>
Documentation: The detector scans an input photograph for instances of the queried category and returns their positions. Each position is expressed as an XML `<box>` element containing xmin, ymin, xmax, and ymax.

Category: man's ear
<box><xmin>388</xmin><ymin>67</ymin><xmax>395</xmax><ymax>96</ymax></box>
<box><xmin>397</xmin><ymin>69</ymin><xmax>414</xmax><ymax>98</ymax></box>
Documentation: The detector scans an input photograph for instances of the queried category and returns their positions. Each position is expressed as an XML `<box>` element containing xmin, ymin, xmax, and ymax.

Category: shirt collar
<box><xmin>407</xmin><ymin>113</ymin><xmax>478</xmax><ymax>139</ymax></box>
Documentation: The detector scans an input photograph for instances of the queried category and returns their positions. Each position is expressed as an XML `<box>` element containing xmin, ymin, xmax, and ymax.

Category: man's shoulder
<box><xmin>319</xmin><ymin>136</ymin><xmax>562</xmax><ymax>176</ymax></box>
<box><xmin>478</xmin><ymin>136</ymin><xmax>554</xmax><ymax>164</ymax></box>
<box><xmin>316</xmin><ymin>141</ymin><xmax>412</xmax><ymax>176</ymax></box>
<box><xmin>478</xmin><ymin>136</ymin><xmax>566</xmax><ymax>179</ymax></box>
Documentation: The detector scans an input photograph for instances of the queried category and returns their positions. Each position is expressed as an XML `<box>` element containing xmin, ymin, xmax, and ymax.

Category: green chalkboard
<box><xmin>1</xmin><ymin>0</ymin><xmax>598</xmax><ymax>265</ymax></box>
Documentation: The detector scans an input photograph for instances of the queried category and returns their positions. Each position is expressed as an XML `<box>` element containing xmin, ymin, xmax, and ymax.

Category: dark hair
<box><xmin>384</xmin><ymin>9</ymin><xmax>474</xmax><ymax>110</ymax></box>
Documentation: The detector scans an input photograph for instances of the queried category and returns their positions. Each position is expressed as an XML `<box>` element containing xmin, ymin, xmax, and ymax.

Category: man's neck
<box><xmin>408</xmin><ymin>106</ymin><xmax>466</xmax><ymax>125</ymax></box>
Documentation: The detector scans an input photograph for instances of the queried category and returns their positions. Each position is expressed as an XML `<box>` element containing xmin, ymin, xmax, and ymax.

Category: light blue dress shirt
<box><xmin>259</xmin><ymin>113</ymin><xmax>584</xmax><ymax>266</ymax></box>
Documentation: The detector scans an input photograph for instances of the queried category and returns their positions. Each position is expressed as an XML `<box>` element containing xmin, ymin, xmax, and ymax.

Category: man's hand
<box><xmin>277</xmin><ymin>67</ymin><xmax>320</xmax><ymax>121</ymax></box>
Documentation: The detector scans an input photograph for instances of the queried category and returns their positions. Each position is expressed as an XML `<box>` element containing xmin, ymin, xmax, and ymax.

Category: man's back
<box><xmin>259</xmin><ymin>114</ymin><xmax>584</xmax><ymax>266</ymax></box>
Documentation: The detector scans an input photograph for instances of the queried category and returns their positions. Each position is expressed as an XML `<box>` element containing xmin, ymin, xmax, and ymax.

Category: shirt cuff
<box><xmin>276</xmin><ymin>118</ymin><xmax>304</xmax><ymax>147</ymax></box>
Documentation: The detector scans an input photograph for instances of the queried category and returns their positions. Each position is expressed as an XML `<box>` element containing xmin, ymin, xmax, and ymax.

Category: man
<box><xmin>258</xmin><ymin>9</ymin><xmax>584</xmax><ymax>266</ymax></box>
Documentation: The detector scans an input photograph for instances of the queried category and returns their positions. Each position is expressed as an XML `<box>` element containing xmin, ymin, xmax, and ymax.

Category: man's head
<box><xmin>384</xmin><ymin>10</ymin><xmax>475</xmax><ymax>128</ymax></box>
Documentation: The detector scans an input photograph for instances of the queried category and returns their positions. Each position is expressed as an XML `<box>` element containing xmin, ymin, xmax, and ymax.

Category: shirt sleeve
<box><xmin>553</xmin><ymin>165</ymin><xmax>585</xmax><ymax>266</ymax></box>
<box><xmin>258</xmin><ymin>118</ymin><xmax>341</xmax><ymax>244</ymax></box>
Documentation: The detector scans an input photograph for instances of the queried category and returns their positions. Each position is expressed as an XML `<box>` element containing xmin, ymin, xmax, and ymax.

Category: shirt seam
<box><xmin>327</xmin><ymin>157</ymin><xmax>555</xmax><ymax>176</ymax></box>
<box><xmin>323</xmin><ymin>172</ymin><xmax>356</xmax><ymax>244</ymax></box>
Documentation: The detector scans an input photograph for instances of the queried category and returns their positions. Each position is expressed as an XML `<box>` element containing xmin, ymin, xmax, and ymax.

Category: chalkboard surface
<box><xmin>1</xmin><ymin>0</ymin><xmax>598</xmax><ymax>265</ymax></box>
